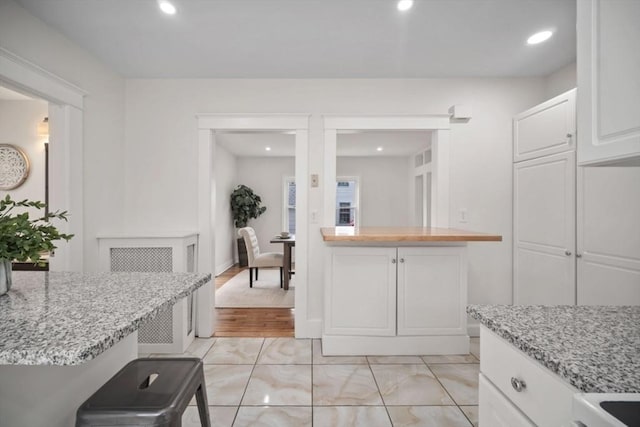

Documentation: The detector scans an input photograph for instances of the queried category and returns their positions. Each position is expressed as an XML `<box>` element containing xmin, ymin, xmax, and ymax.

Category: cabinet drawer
<box><xmin>479</xmin><ymin>374</ymin><xmax>535</xmax><ymax>427</ymax></box>
<box><xmin>480</xmin><ymin>326</ymin><xmax>576</xmax><ymax>426</ymax></box>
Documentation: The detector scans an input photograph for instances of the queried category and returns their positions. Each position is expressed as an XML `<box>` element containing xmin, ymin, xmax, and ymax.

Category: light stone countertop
<box><xmin>0</xmin><ymin>271</ymin><xmax>211</xmax><ymax>366</ymax></box>
<box><xmin>467</xmin><ymin>305</ymin><xmax>640</xmax><ymax>393</ymax></box>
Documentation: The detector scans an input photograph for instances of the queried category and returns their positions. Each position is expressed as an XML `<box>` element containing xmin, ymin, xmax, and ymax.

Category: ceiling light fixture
<box><xmin>377</xmin><ymin>147</ymin><xmax>383</xmax><ymax>152</ymax></box>
<box><xmin>158</xmin><ymin>0</ymin><xmax>177</xmax><ymax>15</ymax></box>
<box><xmin>397</xmin><ymin>0</ymin><xmax>414</xmax><ymax>11</ymax></box>
<box><xmin>265</xmin><ymin>147</ymin><xmax>271</xmax><ymax>151</ymax></box>
<box><xmin>527</xmin><ymin>30</ymin><xmax>553</xmax><ymax>45</ymax></box>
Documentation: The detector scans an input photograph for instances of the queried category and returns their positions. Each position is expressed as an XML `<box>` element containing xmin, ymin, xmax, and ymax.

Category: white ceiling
<box><xmin>216</xmin><ymin>130</ymin><xmax>430</xmax><ymax>157</ymax></box>
<box><xmin>15</xmin><ymin>0</ymin><xmax>576</xmax><ymax>78</ymax></box>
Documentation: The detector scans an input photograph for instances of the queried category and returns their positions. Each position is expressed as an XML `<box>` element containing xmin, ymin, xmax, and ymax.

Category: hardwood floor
<box><xmin>214</xmin><ymin>264</ymin><xmax>295</xmax><ymax>337</ymax></box>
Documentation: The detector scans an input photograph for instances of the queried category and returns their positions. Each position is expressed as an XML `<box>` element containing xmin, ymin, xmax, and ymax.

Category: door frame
<box><xmin>197</xmin><ymin>114</ymin><xmax>310</xmax><ymax>337</ymax></box>
<box><xmin>0</xmin><ymin>47</ymin><xmax>85</xmax><ymax>271</ymax></box>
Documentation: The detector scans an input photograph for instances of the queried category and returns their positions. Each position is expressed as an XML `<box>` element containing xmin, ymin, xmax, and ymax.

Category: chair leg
<box><xmin>255</xmin><ymin>268</ymin><xmax>259</xmax><ymax>281</ymax></box>
<box><xmin>280</xmin><ymin>267</ymin><xmax>283</xmax><ymax>288</ymax></box>
<box><xmin>249</xmin><ymin>268</ymin><xmax>253</xmax><ymax>287</ymax></box>
<box><xmin>195</xmin><ymin>383</ymin><xmax>211</xmax><ymax>427</ymax></box>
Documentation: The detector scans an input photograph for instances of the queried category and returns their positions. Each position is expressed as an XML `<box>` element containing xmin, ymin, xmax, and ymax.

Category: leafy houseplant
<box><xmin>230</xmin><ymin>185</ymin><xmax>267</xmax><ymax>267</ymax></box>
<box><xmin>0</xmin><ymin>195</ymin><xmax>73</xmax><ymax>295</ymax></box>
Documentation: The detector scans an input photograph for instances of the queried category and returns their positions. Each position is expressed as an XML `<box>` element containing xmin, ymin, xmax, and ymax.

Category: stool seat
<box><xmin>76</xmin><ymin>357</ymin><xmax>210</xmax><ymax>427</ymax></box>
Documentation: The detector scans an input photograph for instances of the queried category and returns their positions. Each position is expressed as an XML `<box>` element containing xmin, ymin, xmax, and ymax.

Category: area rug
<box><xmin>215</xmin><ymin>268</ymin><xmax>294</xmax><ymax>308</ymax></box>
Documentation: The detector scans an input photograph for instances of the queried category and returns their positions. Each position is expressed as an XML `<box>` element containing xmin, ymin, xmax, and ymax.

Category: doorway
<box><xmin>197</xmin><ymin>115</ymin><xmax>310</xmax><ymax>337</ymax></box>
<box><xmin>323</xmin><ymin>116</ymin><xmax>452</xmax><ymax>229</ymax></box>
<box><xmin>212</xmin><ymin>130</ymin><xmax>296</xmax><ymax>335</ymax></box>
<box><xmin>0</xmin><ymin>48</ymin><xmax>85</xmax><ymax>271</ymax></box>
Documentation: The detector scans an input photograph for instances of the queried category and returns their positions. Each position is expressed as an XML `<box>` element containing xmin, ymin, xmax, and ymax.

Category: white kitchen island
<box><xmin>321</xmin><ymin>227</ymin><xmax>501</xmax><ymax>356</ymax></box>
<box><xmin>0</xmin><ymin>271</ymin><xmax>211</xmax><ymax>427</ymax></box>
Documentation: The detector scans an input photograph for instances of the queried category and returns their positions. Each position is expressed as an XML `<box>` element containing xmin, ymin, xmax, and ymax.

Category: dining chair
<box><xmin>238</xmin><ymin>227</ymin><xmax>283</xmax><ymax>288</ymax></box>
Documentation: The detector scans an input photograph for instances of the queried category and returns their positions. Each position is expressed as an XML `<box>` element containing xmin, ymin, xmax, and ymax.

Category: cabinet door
<box><xmin>577</xmin><ymin>0</ymin><xmax>640</xmax><ymax>165</ymax></box>
<box><xmin>514</xmin><ymin>151</ymin><xmax>576</xmax><ymax>305</ymax></box>
<box><xmin>577</xmin><ymin>167</ymin><xmax>640</xmax><ymax>305</ymax></box>
<box><xmin>325</xmin><ymin>247</ymin><xmax>397</xmax><ymax>336</ymax></box>
<box><xmin>479</xmin><ymin>374</ymin><xmax>535</xmax><ymax>427</ymax></box>
<box><xmin>397</xmin><ymin>246</ymin><xmax>467</xmax><ymax>336</ymax></box>
<box><xmin>513</xmin><ymin>89</ymin><xmax>576</xmax><ymax>162</ymax></box>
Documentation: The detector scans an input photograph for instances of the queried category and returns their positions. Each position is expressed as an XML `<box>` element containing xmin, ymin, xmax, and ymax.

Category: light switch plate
<box><xmin>311</xmin><ymin>174</ymin><xmax>319</xmax><ymax>187</ymax></box>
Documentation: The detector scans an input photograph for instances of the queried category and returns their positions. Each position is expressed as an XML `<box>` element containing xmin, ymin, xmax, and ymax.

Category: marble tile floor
<box><xmin>147</xmin><ymin>336</ymin><xmax>481</xmax><ymax>427</ymax></box>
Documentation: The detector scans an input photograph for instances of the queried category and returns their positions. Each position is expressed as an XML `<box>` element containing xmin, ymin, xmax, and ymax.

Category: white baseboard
<box><xmin>322</xmin><ymin>334</ymin><xmax>470</xmax><ymax>356</ymax></box>
<box><xmin>467</xmin><ymin>321</ymin><xmax>480</xmax><ymax>337</ymax></box>
<box><xmin>215</xmin><ymin>260</ymin><xmax>235</xmax><ymax>276</ymax></box>
<box><xmin>295</xmin><ymin>318</ymin><xmax>322</xmax><ymax>339</ymax></box>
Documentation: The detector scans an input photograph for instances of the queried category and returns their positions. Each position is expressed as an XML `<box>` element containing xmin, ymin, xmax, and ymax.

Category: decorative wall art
<box><xmin>0</xmin><ymin>144</ymin><xmax>30</xmax><ymax>190</ymax></box>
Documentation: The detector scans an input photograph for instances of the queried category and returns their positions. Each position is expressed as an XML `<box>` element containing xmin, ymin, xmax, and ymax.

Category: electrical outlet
<box><xmin>459</xmin><ymin>208</ymin><xmax>468</xmax><ymax>223</ymax></box>
<box><xmin>311</xmin><ymin>174</ymin><xmax>319</xmax><ymax>187</ymax></box>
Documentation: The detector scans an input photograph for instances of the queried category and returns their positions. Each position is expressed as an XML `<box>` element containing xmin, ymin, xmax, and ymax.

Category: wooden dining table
<box><xmin>270</xmin><ymin>235</ymin><xmax>295</xmax><ymax>290</ymax></box>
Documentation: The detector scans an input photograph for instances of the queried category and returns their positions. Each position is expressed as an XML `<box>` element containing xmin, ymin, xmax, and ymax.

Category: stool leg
<box><xmin>195</xmin><ymin>383</ymin><xmax>211</xmax><ymax>427</ymax></box>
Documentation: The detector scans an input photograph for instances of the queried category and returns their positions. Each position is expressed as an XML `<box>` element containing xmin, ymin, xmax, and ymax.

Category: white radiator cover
<box><xmin>97</xmin><ymin>234</ymin><xmax>198</xmax><ymax>353</ymax></box>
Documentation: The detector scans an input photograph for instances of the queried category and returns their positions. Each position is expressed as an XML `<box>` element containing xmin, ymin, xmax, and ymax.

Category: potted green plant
<box><xmin>0</xmin><ymin>195</ymin><xmax>73</xmax><ymax>295</ymax></box>
<box><xmin>230</xmin><ymin>185</ymin><xmax>267</xmax><ymax>267</ymax></box>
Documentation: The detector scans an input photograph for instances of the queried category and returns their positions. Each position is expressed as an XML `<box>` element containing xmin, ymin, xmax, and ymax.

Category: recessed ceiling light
<box><xmin>265</xmin><ymin>147</ymin><xmax>271</xmax><ymax>151</ymax></box>
<box><xmin>397</xmin><ymin>0</ymin><xmax>414</xmax><ymax>12</ymax></box>
<box><xmin>158</xmin><ymin>0</ymin><xmax>177</xmax><ymax>15</ymax></box>
<box><xmin>527</xmin><ymin>30</ymin><xmax>553</xmax><ymax>45</ymax></box>
<box><xmin>377</xmin><ymin>147</ymin><xmax>384</xmax><ymax>152</ymax></box>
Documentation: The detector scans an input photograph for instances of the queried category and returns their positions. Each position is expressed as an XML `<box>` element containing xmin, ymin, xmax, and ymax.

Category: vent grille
<box><xmin>139</xmin><ymin>308</ymin><xmax>173</xmax><ymax>343</ymax></box>
<box><xmin>110</xmin><ymin>247</ymin><xmax>173</xmax><ymax>272</ymax></box>
<box><xmin>187</xmin><ymin>244</ymin><xmax>195</xmax><ymax>273</ymax></box>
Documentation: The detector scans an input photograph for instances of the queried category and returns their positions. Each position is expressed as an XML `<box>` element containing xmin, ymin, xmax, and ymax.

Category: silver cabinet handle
<box><xmin>391</xmin><ymin>259</ymin><xmax>396</xmax><ymax>264</ymax></box>
<box><xmin>576</xmin><ymin>253</ymin><xmax>582</xmax><ymax>258</ymax></box>
<box><xmin>565</xmin><ymin>250</ymin><xmax>572</xmax><ymax>256</ymax></box>
<box><xmin>399</xmin><ymin>258</ymin><xmax>405</xmax><ymax>263</ymax></box>
<box><xmin>566</xmin><ymin>133</ymin><xmax>573</xmax><ymax>138</ymax></box>
<box><xmin>511</xmin><ymin>377</ymin><xmax>527</xmax><ymax>392</ymax></box>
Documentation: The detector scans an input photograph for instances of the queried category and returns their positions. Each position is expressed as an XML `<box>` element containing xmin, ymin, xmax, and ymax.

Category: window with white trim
<box><xmin>283</xmin><ymin>177</ymin><xmax>296</xmax><ymax>234</ymax></box>
<box><xmin>335</xmin><ymin>178</ymin><xmax>359</xmax><ymax>226</ymax></box>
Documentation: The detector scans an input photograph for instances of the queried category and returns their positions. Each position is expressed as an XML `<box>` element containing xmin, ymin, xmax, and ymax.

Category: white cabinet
<box><xmin>577</xmin><ymin>0</ymin><xmax>640</xmax><ymax>166</ymax></box>
<box><xmin>479</xmin><ymin>326</ymin><xmax>577</xmax><ymax>427</ymax></box>
<box><xmin>325</xmin><ymin>247</ymin><xmax>397</xmax><ymax>336</ymax></box>
<box><xmin>479</xmin><ymin>374</ymin><xmax>535</xmax><ymax>427</ymax></box>
<box><xmin>513</xmin><ymin>89</ymin><xmax>576</xmax><ymax>163</ymax></box>
<box><xmin>397</xmin><ymin>246</ymin><xmax>467</xmax><ymax>336</ymax></box>
<box><xmin>577</xmin><ymin>167</ymin><xmax>640</xmax><ymax>305</ymax></box>
<box><xmin>323</xmin><ymin>245</ymin><xmax>468</xmax><ymax>355</ymax></box>
<box><xmin>513</xmin><ymin>90</ymin><xmax>577</xmax><ymax>306</ymax></box>
<box><xmin>513</xmin><ymin>151</ymin><xmax>576</xmax><ymax>305</ymax></box>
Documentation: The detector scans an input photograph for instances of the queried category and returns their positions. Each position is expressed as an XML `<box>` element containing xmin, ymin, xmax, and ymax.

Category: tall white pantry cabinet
<box><xmin>513</xmin><ymin>90</ymin><xmax>577</xmax><ymax>305</ymax></box>
<box><xmin>513</xmin><ymin>0</ymin><xmax>640</xmax><ymax>307</ymax></box>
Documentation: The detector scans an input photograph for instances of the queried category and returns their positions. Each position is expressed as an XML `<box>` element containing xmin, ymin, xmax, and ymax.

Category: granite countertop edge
<box><xmin>467</xmin><ymin>304</ymin><xmax>640</xmax><ymax>393</ymax></box>
<box><xmin>0</xmin><ymin>273</ymin><xmax>211</xmax><ymax>366</ymax></box>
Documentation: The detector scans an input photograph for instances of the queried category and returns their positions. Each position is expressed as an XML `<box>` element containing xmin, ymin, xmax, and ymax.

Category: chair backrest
<box><xmin>238</xmin><ymin>227</ymin><xmax>260</xmax><ymax>266</ymax></box>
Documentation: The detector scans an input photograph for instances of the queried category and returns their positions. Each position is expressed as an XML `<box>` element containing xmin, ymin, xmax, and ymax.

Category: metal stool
<box><xmin>76</xmin><ymin>357</ymin><xmax>210</xmax><ymax>427</ymax></box>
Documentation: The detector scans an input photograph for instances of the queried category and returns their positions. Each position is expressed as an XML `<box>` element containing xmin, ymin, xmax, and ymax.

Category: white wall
<box><xmin>0</xmin><ymin>0</ymin><xmax>125</xmax><ymax>271</ymax></box>
<box><xmin>0</xmin><ymin>100</ymin><xmax>48</xmax><ymax>218</ymax></box>
<box><xmin>123</xmin><ymin>78</ymin><xmax>547</xmax><ymax>329</ymax></box>
<box><xmin>337</xmin><ymin>156</ymin><xmax>411</xmax><ymax>227</ymax></box>
<box><xmin>235</xmin><ymin>156</ymin><xmax>295</xmax><ymax>254</ymax></box>
<box><xmin>214</xmin><ymin>142</ymin><xmax>237</xmax><ymax>275</ymax></box>
<box><xmin>544</xmin><ymin>62</ymin><xmax>577</xmax><ymax>99</ymax></box>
